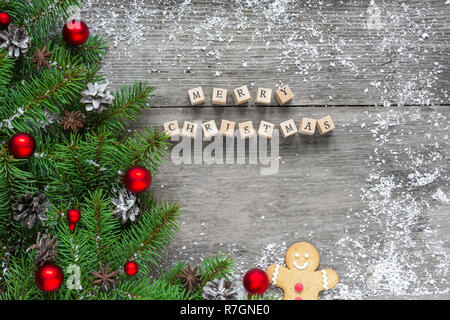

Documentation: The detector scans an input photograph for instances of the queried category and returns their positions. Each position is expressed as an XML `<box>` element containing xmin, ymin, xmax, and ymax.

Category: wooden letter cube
<box><xmin>181</xmin><ymin>121</ymin><xmax>198</xmax><ymax>138</ymax></box>
<box><xmin>298</xmin><ymin>118</ymin><xmax>317</xmax><ymax>135</ymax></box>
<box><xmin>316</xmin><ymin>115</ymin><xmax>335</xmax><ymax>135</ymax></box>
<box><xmin>219</xmin><ymin>120</ymin><xmax>236</xmax><ymax>137</ymax></box>
<box><xmin>279</xmin><ymin>119</ymin><xmax>298</xmax><ymax>138</ymax></box>
<box><xmin>188</xmin><ymin>87</ymin><xmax>205</xmax><ymax>105</ymax></box>
<box><xmin>258</xmin><ymin>121</ymin><xmax>275</xmax><ymax>139</ymax></box>
<box><xmin>163</xmin><ymin>120</ymin><xmax>180</xmax><ymax>137</ymax></box>
<box><xmin>275</xmin><ymin>85</ymin><xmax>294</xmax><ymax>105</ymax></box>
<box><xmin>212</xmin><ymin>88</ymin><xmax>227</xmax><ymax>105</ymax></box>
<box><xmin>255</xmin><ymin>88</ymin><xmax>272</xmax><ymax>105</ymax></box>
<box><xmin>238</xmin><ymin>121</ymin><xmax>255</xmax><ymax>139</ymax></box>
<box><xmin>232</xmin><ymin>85</ymin><xmax>251</xmax><ymax>105</ymax></box>
<box><xmin>202</xmin><ymin>120</ymin><xmax>219</xmax><ymax>138</ymax></box>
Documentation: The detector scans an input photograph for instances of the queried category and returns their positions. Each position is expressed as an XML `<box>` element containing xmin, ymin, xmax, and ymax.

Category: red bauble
<box><xmin>8</xmin><ymin>133</ymin><xmax>36</xmax><ymax>159</ymax></box>
<box><xmin>124</xmin><ymin>166</ymin><xmax>152</xmax><ymax>193</ymax></box>
<box><xmin>124</xmin><ymin>261</ymin><xmax>139</xmax><ymax>276</ymax></box>
<box><xmin>35</xmin><ymin>264</ymin><xmax>64</xmax><ymax>292</ymax></box>
<box><xmin>243</xmin><ymin>268</ymin><xmax>269</xmax><ymax>295</ymax></box>
<box><xmin>67</xmin><ymin>209</ymin><xmax>81</xmax><ymax>232</ymax></box>
<box><xmin>62</xmin><ymin>20</ymin><xmax>89</xmax><ymax>46</ymax></box>
<box><xmin>0</xmin><ymin>11</ymin><xmax>11</xmax><ymax>27</ymax></box>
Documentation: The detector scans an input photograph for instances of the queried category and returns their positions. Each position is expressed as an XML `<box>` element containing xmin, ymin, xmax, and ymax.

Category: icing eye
<box><xmin>294</xmin><ymin>253</ymin><xmax>299</xmax><ymax>258</ymax></box>
<box><xmin>304</xmin><ymin>253</ymin><xmax>309</xmax><ymax>258</ymax></box>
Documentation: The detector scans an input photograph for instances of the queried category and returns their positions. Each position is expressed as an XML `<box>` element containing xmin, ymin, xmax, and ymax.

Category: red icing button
<box><xmin>295</xmin><ymin>283</ymin><xmax>304</xmax><ymax>292</ymax></box>
<box><xmin>295</xmin><ymin>297</ymin><xmax>303</xmax><ymax>300</ymax></box>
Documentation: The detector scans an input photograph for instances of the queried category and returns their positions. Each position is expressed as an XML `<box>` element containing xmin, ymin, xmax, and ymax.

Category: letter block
<box><xmin>275</xmin><ymin>85</ymin><xmax>294</xmax><ymax>105</ymax></box>
<box><xmin>279</xmin><ymin>119</ymin><xmax>298</xmax><ymax>138</ymax></box>
<box><xmin>258</xmin><ymin>121</ymin><xmax>275</xmax><ymax>139</ymax></box>
<box><xmin>298</xmin><ymin>118</ymin><xmax>317</xmax><ymax>135</ymax></box>
<box><xmin>188</xmin><ymin>87</ymin><xmax>205</xmax><ymax>105</ymax></box>
<box><xmin>232</xmin><ymin>85</ymin><xmax>251</xmax><ymax>105</ymax></box>
<box><xmin>238</xmin><ymin>121</ymin><xmax>255</xmax><ymax>139</ymax></box>
<box><xmin>316</xmin><ymin>115</ymin><xmax>335</xmax><ymax>135</ymax></box>
<box><xmin>212</xmin><ymin>88</ymin><xmax>227</xmax><ymax>105</ymax></box>
<box><xmin>163</xmin><ymin>120</ymin><xmax>180</xmax><ymax>137</ymax></box>
<box><xmin>181</xmin><ymin>121</ymin><xmax>198</xmax><ymax>139</ymax></box>
<box><xmin>255</xmin><ymin>88</ymin><xmax>272</xmax><ymax>105</ymax></box>
<box><xmin>219</xmin><ymin>120</ymin><xmax>236</xmax><ymax>137</ymax></box>
<box><xmin>202</xmin><ymin>120</ymin><xmax>219</xmax><ymax>139</ymax></box>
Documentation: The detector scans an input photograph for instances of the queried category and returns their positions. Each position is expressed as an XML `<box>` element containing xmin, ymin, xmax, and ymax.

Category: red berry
<box><xmin>124</xmin><ymin>261</ymin><xmax>139</xmax><ymax>276</ymax></box>
<box><xmin>124</xmin><ymin>166</ymin><xmax>152</xmax><ymax>194</ymax></box>
<box><xmin>35</xmin><ymin>264</ymin><xmax>64</xmax><ymax>292</ymax></box>
<box><xmin>0</xmin><ymin>12</ymin><xmax>11</xmax><ymax>27</ymax></box>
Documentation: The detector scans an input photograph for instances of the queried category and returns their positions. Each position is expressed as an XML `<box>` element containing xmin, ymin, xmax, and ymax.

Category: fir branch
<box><xmin>0</xmin><ymin>51</ymin><xmax>14</xmax><ymax>101</ymax></box>
<box><xmin>96</xmin><ymin>82</ymin><xmax>154</xmax><ymax>132</ymax></box>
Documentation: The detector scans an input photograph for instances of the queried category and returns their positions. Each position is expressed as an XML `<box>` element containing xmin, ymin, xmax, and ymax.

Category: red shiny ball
<box><xmin>0</xmin><ymin>11</ymin><xmax>11</xmax><ymax>27</ymax></box>
<box><xmin>35</xmin><ymin>264</ymin><xmax>64</xmax><ymax>292</ymax></box>
<box><xmin>124</xmin><ymin>261</ymin><xmax>139</xmax><ymax>276</ymax></box>
<box><xmin>67</xmin><ymin>209</ymin><xmax>81</xmax><ymax>224</ymax></box>
<box><xmin>243</xmin><ymin>268</ymin><xmax>269</xmax><ymax>295</ymax></box>
<box><xmin>124</xmin><ymin>166</ymin><xmax>152</xmax><ymax>194</ymax></box>
<box><xmin>62</xmin><ymin>19</ymin><xmax>89</xmax><ymax>46</ymax></box>
<box><xmin>8</xmin><ymin>133</ymin><xmax>36</xmax><ymax>159</ymax></box>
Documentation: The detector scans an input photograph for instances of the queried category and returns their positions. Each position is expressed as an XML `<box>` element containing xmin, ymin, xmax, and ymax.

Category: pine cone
<box><xmin>12</xmin><ymin>191</ymin><xmax>49</xmax><ymax>229</ymax></box>
<box><xmin>202</xmin><ymin>278</ymin><xmax>238</xmax><ymax>300</ymax></box>
<box><xmin>111</xmin><ymin>188</ymin><xmax>140</xmax><ymax>223</ymax></box>
<box><xmin>0</xmin><ymin>24</ymin><xmax>31</xmax><ymax>59</ymax></box>
<box><xmin>80</xmin><ymin>83</ymin><xmax>114</xmax><ymax>113</ymax></box>
<box><xmin>26</xmin><ymin>233</ymin><xmax>58</xmax><ymax>267</ymax></box>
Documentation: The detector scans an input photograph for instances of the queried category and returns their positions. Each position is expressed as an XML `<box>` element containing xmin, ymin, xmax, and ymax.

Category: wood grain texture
<box><xmin>83</xmin><ymin>0</ymin><xmax>450</xmax><ymax>107</ymax></box>
<box><xmin>133</xmin><ymin>106</ymin><xmax>450</xmax><ymax>299</ymax></box>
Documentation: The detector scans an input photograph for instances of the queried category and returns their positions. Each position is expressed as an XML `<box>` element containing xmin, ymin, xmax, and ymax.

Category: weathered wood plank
<box><xmin>133</xmin><ymin>105</ymin><xmax>450</xmax><ymax>299</ymax></box>
<box><xmin>83</xmin><ymin>0</ymin><xmax>450</xmax><ymax>107</ymax></box>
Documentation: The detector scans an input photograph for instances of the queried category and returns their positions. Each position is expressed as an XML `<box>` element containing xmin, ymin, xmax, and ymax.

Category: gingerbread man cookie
<box><xmin>266</xmin><ymin>242</ymin><xmax>338</xmax><ymax>300</ymax></box>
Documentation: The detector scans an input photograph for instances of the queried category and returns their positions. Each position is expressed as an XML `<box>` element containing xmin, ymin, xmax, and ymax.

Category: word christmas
<box><xmin>163</xmin><ymin>115</ymin><xmax>335</xmax><ymax>139</ymax></box>
<box><xmin>188</xmin><ymin>85</ymin><xmax>294</xmax><ymax>106</ymax></box>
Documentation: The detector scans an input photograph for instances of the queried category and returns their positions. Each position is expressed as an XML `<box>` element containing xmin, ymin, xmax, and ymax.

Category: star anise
<box><xmin>30</xmin><ymin>46</ymin><xmax>52</xmax><ymax>70</ymax></box>
<box><xmin>91</xmin><ymin>264</ymin><xmax>120</xmax><ymax>291</ymax></box>
<box><xmin>59</xmin><ymin>110</ymin><xmax>85</xmax><ymax>132</ymax></box>
<box><xmin>176</xmin><ymin>265</ymin><xmax>203</xmax><ymax>291</ymax></box>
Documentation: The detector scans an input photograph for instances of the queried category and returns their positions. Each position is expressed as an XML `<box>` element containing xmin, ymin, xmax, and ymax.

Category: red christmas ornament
<box><xmin>243</xmin><ymin>268</ymin><xmax>269</xmax><ymax>295</ymax></box>
<box><xmin>8</xmin><ymin>133</ymin><xmax>36</xmax><ymax>159</ymax></box>
<box><xmin>124</xmin><ymin>166</ymin><xmax>152</xmax><ymax>194</ymax></box>
<box><xmin>0</xmin><ymin>11</ymin><xmax>11</xmax><ymax>27</ymax></box>
<box><xmin>67</xmin><ymin>209</ymin><xmax>81</xmax><ymax>232</ymax></box>
<box><xmin>62</xmin><ymin>19</ymin><xmax>89</xmax><ymax>46</ymax></box>
<box><xmin>35</xmin><ymin>263</ymin><xmax>64</xmax><ymax>292</ymax></box>
<box><xmin>124</xmin><ymin>261</ymin><xmax>139</xmax><ymax>276</ymax></box>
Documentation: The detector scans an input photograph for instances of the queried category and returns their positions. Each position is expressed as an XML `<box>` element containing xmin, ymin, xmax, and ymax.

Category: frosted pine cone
<box><xmin>80</xmin><ymin>83</ymin><xmax>114</xmax><ymax>113</ymax></box>
<box><xmin>202</xmin><ymin>279</ymin><xmax>238</xmax><ymax>300</ymax></box>
<box><xmin>26</xmin><ymin>233</ymin><xmax>58</xmax><ymax>267</ymax></box>
<box><xmin>111</xmin><ymin>189</ymin><xmax>140</xmax><ymax>223</ymax></box>
<box><xmin>0</xmin><ymin>24</ymin><xmax>31</xmax><ymax>59</ymax></box>
<box><xmin>12</xmin><ymin>191</ymin><xmax>49</xmax><ymax>229</ymax></box>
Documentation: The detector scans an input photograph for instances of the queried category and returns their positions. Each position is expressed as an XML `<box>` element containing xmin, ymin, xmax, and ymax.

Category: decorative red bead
<box><xmin>295</xmin><ymin>297</ymin><xmax>303</xmax><ymax>300</ymax></box>
<box><xmin>295</xmin><ymin>283</ymin><xmax>304</xmax><ymax>292</ymax></box>
<box><xmin>243</xmin><ymin>268</ymin><xmax>269</xmax><ymax>295</ymax></box>
<box><xmin>124</xmin><ymin>166</ymin><xmax>152</xmax><ymax>194</ymax></box>
<box><xmin>0</xmin><ymin>11</ymin><xmax>11</xmax><ymax>27</ymax></box>
<box><xmin>8</xmin><ymin>133</ymin><xmax>36</xmax><ymax>159</ymax></box>
<box><xmin>124</xmin><ymin>261</ymin><xmax>139</xmax><ymax>276</ymax></box>
<box><xmin>62</xmin><ymin>19</ymin><xmax>89</xmax><ymax>46</ymax></box>
<box><xmin>35</xmin><ymin>264</ymin><xmax>64</xmax><ymax>292</ymax></box>
<box><xmin>67</xmin><ymin>209</ymin><xmax>81</xmax><ymax>232</ymax></box>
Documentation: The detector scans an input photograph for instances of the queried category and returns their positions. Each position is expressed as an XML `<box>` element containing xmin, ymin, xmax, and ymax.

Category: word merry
<box><xmin>188</xmin><ymin>85</ymin><xmax>294</xmax><ymax>106</ymax></box>
<box><xmin>164</xmin><ymin>115</ymin><xmax>335</xmax><ymax>139</ymax></box>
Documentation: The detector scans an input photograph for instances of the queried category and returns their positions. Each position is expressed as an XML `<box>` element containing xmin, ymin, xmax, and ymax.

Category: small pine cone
<box><xmin>0</xmin><ymin>24</ymin><xmax>31</xmax><ymax>59</ymax></box>
<box><xmin>202</xmin><ymin>279</ymin><xmax>238</xmax><ymax>300</ymax></box>
<box><xmin>80</xmin><ymin>83</ymin><xmax>114</xmax><ymax>113</ymax></box>
<box><xmin>26</xmin><ymin>233</ymin><xmax>58</xmax><ymax>267</ymax></box>
<box><xmin>111</xmin><ymin>188</ymin><xmax>140</xmax><ymax>223</ymax></box>
<box><xmin>12</xmin><ymin>191</ymin><xmax>49</xmax><ymax>229</ymax></box>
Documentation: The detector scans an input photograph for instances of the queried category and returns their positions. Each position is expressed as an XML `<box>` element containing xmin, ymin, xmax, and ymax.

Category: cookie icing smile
<box><xmin>293</xmin><ymin>261</ymin><xmax>308</xmax><ymax>270</ymax></box>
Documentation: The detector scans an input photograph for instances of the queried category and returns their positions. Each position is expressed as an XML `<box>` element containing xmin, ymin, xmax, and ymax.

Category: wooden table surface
<box><xmin>83</xmin><ymin>0</ymin><xmax>450</xmax><ymax>299</ymax></box>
